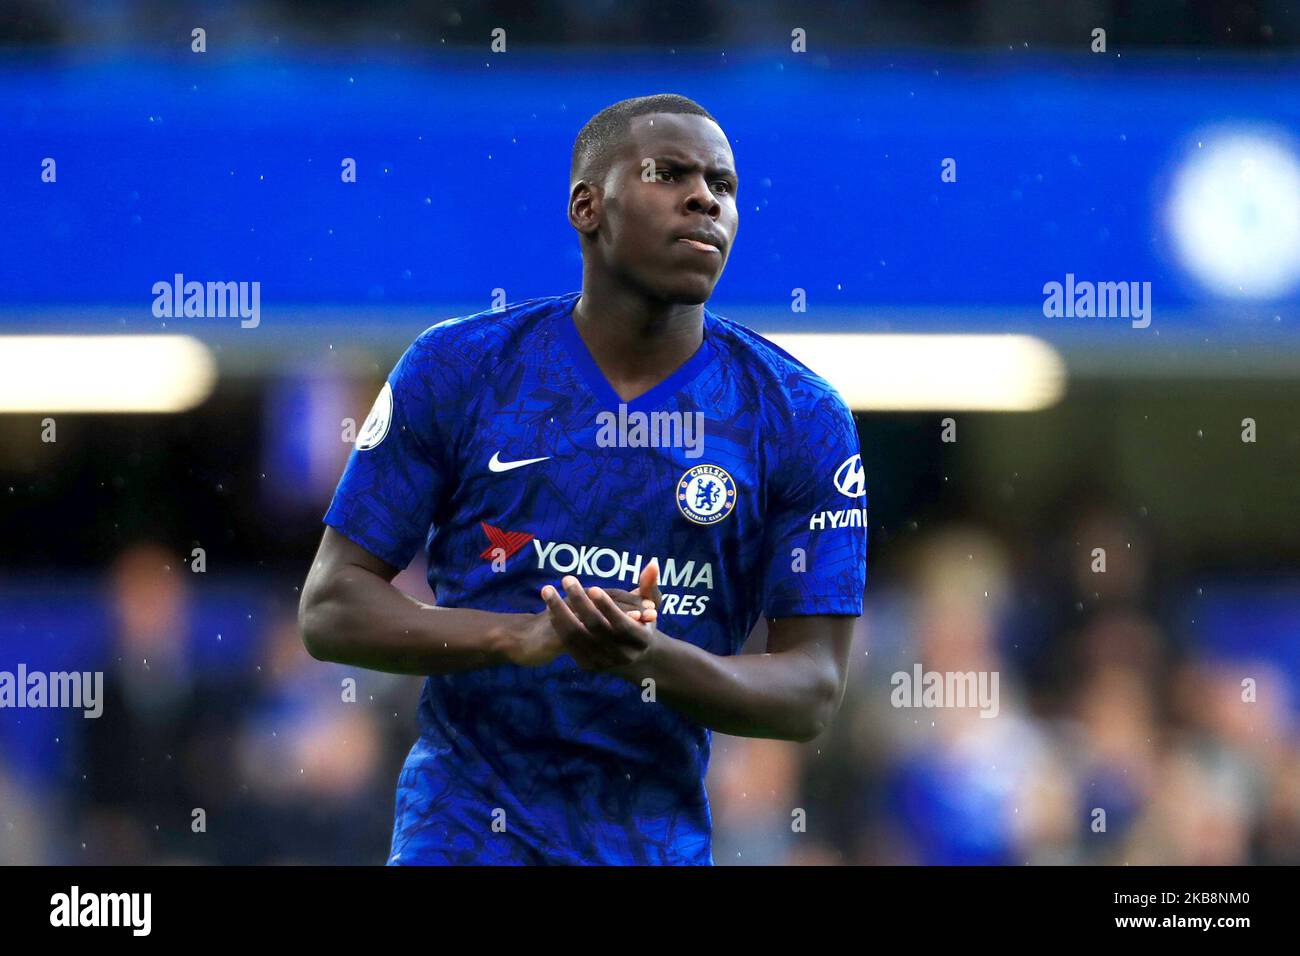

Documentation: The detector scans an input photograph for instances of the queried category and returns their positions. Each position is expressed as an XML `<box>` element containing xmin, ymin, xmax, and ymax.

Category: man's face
<box><xmin>584</xmin><ymin>112</ymin><xmax>739</xmax><ymax>305</ymax></box>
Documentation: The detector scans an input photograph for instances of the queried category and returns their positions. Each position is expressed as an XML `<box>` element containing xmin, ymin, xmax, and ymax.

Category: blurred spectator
<box><xmin>226</xmin><ymin>614</ymin><xmax>400</xmax><ymax>864</ymax></box>
<box><xmin>75</xmin><ymin>542</ymin><xmax>242</xmax><ymax>864</ymax></box>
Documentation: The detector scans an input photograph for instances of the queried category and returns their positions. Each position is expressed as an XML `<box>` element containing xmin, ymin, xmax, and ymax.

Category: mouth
<box><xmin>675</xmin><ymin>235</ymin><xmax>723</xmax><ymax>255</ymax></box>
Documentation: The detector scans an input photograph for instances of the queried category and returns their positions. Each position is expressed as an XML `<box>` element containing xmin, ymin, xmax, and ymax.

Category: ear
<box><xmin>568</xmin><ymin>180</ymin><xmax>602</xmax><ymax>237</ymax></box>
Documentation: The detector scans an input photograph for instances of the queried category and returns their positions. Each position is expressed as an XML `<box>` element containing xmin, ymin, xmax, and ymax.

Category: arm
<box><xmin>615</xmin><ymin>613</ymin><xmax>855</xmax><ymax>743</ymax></box>
<box><xmin>543</xmin><ymin>568</ymin><xmax>856</xmax><ymax>742</ymax></box>
<box><xmin>298</xmin><ymin>527</ymin><xmax>547</xmax><ymax>675</ymax></box>
<box><xmin>298</xmin><ymin>528</ymin><xmax>652</xmax><ymax>675</ymax></box>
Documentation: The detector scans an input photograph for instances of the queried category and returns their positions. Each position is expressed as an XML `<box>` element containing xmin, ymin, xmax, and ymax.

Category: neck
<box><xmin>572</xmin><ymin>273</ymin><xmax>705</xmax><ymax>399</ymax></box>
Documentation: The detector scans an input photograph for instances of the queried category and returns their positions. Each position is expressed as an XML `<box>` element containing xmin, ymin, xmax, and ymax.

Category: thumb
<box><xmin>637</xmin><ymin>560</ymin><xmax>662</xmax><ymax>606</ymax></box>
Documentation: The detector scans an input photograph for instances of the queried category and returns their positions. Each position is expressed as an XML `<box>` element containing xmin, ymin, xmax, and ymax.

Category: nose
<box><xmin>682</xmin><ymin>172</ymin><xmax>721</xmax><ymax>218</ymax></box>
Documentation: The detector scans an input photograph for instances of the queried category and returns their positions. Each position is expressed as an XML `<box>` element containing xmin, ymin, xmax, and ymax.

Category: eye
<box><xmin>655</xmin><ymin>168</ymin><xmax>675</xmax><ymax>182</ymax></box>
<box><xmin>712</xmin><ymin>180</ymin><xmax>732</xmax><ymax>195</ymax></box>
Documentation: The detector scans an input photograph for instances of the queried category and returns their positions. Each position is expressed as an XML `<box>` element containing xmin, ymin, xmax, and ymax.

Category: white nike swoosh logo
<box><xmin>488</xmin><ymin>451</ymin><xmax>552</xmax><ymax>473</ymax></box>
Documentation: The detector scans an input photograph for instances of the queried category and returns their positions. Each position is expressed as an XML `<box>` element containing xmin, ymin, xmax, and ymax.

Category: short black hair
<box><xmin>570</xmin><ymin>94</ymin><xmax>718</xmax><ymax>186</ymax></box>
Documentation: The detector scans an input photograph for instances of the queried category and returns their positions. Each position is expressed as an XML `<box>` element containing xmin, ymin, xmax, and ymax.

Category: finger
<box><xmin>583</xmin><ymin>587</ymin><xmax>629</xmax><ymax>642</ymax></box>
<box><xmin>603</xmin><ymin>587</ymin><xmax>648</xmax><ymax>615</ymax></box>
<box><xmin>587</xmin><ymin>587</ymin><xmax>652</xmax><ymax>653</ymax></box>
<box><xmin>637</xmin><ymin>560</ymin><xmax>663</xmax><ymax>606</ymax></box>
<box><xmin>561</xmin><ymin>576</ymin><xmax>608</xmax><ymax>633</ymax></box>
<box><xmin>543</xmin><ymin>588</ymin><xmax>612</xmax><ymax>668</ymax></box>
<box><xmin>608</xmin><ymin>583</ymin><xmax>658</xmax><ymax>622</ymax></box>
<box><xmin>575</xmin><ymin>585</ymin><xmax>648</xmax><ymax>662</ymax></box>
<box><xmin>541</xmin><ymin>583</ymin><xmax>586</xmax><ymax>635</ymax></box>
<box><xmin>587</xmin><ymin>585</ymin><xmax>633</xmax><ymax>628</ymax></box>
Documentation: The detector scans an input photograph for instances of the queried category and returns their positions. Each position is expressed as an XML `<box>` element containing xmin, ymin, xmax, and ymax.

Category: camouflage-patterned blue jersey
<box><xmin>324</xmin><ymin>291</ymin><xmax>867</xmax><ymax>864</ymax></box>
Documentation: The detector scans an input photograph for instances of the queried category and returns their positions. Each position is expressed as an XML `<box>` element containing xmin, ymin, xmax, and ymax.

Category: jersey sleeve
<box><xmin>323</xmin><ymin>325</ymin><xmax>463</xmax><ymax>571</ymax></box>
<box><xmin>760</xmin><ymin>384</ymin><xmax>868</xmax><ymax>618</ymax></box>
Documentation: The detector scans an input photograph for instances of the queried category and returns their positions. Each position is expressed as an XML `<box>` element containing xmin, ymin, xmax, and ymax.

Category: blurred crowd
<box><xmin>713</xmin><ymin>507</ymin><xmax>1300</xmax><ymax>865</ymax></box>
<box><xmin>2</xmin><ymin>499</ymin><xmax>1297</xmax><ymax>865</ymax></box>
<box><xmin>0</xmin><ymin>542</ymin><xmax>414</xmax><ymax>864</ymax></box>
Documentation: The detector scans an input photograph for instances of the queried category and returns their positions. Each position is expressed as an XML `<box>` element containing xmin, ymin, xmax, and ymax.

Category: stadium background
<box><xmin>2</xmin><ymin>1</ymin><xmax>1299</xmax><ymax>864</ymax></box>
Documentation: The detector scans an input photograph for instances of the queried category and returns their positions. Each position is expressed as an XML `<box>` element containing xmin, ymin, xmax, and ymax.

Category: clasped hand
<box><xmin>508</xmin><ymin>562</ymin><xmax>663</xmax><ymax>672</ymax></box>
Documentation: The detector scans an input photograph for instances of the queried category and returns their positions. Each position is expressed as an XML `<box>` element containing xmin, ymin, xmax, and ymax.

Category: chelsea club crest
<box><xmin>677</xmin><ymin>464</ymin><xmax>737</xmax><ymax>525</ymax></box>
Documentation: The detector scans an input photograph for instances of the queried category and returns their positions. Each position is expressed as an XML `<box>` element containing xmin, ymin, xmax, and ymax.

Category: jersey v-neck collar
<box><xmin>554</xmin><ymin>291</ymin><xmax>716</xmax><ymax>413</ymax></box>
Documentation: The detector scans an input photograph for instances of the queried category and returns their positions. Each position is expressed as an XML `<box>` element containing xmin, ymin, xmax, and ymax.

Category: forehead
<box><xmin>623</xmin><ymin>112</ymin><xmax>733</xmax><ymax>165</ymax></box>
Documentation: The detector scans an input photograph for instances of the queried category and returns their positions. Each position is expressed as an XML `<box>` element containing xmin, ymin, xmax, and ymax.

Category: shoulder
<box><xmin>705</xmin><ymin>307</ymin><xmax>854</xmax><ymax>435</ymax></box>
<box><xmin>410</xmin><ymin>292</ymin><xmax>569</xmax><ymax>365</ymax></box>
<box><xmin>399</xmin><ymin>292</ymin><xmax>574</xmax><ymax>387</ymax></box>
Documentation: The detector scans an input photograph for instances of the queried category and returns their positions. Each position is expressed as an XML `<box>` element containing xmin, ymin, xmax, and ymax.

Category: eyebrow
<box><xmin>656</xmin><ymin>155</ymin><xmax>739</xmax><ymax>184</ymax></box>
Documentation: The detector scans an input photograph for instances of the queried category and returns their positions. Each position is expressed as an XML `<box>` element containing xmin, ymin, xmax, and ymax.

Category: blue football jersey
<box><xmin>323</xmin><ymin>291</ymin><xmax>867</xmax><ymax>865</ymax></box>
